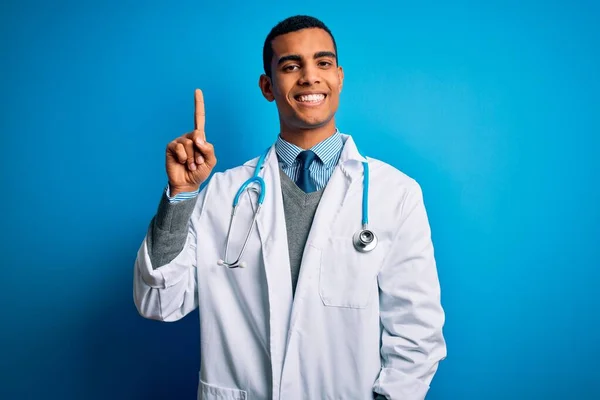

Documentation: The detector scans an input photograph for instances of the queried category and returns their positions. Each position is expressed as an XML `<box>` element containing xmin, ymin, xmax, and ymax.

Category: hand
<box><xmin>166</xmin><ymin>89</ymin><xmax>217</xmax><ymax>196</ymax></box>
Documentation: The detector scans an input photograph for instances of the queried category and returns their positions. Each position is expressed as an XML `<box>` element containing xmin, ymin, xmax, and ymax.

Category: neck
<box><xmin>279</xmin><ymin>122</ymin><xmax>337</xmax><ymax>149</ymax></box>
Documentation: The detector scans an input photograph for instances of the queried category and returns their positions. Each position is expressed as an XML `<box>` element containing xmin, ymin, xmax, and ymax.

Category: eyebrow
<box><xmin>277</xmin><ymin>51</ymin><xmax>337</xmax><ymax>66</ymax></box>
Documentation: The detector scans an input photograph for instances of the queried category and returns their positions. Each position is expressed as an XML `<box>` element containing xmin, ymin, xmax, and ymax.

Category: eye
<box><xmin>283</xmin><ymin>64</ymin><xmax>299</xmax><ymax>72</ymax></box>
<box><xmin>318</xmin><ymin>60</ymin><xmax>333</xmax><ymax>68</ymax></box>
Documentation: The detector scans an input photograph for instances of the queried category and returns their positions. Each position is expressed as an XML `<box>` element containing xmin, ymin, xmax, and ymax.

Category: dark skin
<box><xmin>259</xmin><ymin>28</ymin><xmax>344</xmax><ymax>149</ymax></box>
<box><xmin>166</xmin><ymin>28</ymin><xmax>343</xmax><ymax>195</ymax></box>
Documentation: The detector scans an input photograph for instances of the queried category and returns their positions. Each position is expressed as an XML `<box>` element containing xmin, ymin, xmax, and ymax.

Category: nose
<box><xmin>298</xmin><ymin>64</ymin><xmax>321</xmax><ymax>86</ymax></box>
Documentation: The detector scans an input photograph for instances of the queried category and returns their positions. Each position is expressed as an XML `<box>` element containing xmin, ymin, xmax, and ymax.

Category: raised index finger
<box><xmin>194</xmin><ymin>88</ymin><xmax>205</xmax><ymax>132</ymax></box>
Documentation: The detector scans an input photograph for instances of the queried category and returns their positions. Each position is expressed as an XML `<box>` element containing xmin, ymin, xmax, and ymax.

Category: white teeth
<box><xmin>298</xmin><ymin>94</ymin><xmax>325</xmax><ymax>103</ymax></box>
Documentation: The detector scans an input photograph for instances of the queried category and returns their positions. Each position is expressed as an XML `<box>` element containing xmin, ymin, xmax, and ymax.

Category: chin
<box><xmin>296</xmin><ymin>113</ymin><xmax>333</xmax><ymax>128</ymax></box>
<box><xmin>294</xmin><ymin>120</ymin><xmax>328</xmax><ymax>130</ymax></box>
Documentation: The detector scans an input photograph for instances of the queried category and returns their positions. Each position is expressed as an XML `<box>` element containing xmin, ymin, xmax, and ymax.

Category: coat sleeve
<box><xmin>133</xmin><ymin>187</ymin><xmax>207</xmax><ymax>322</ymax></box>
<box><xmin>372</xmin><ymin>181</ymin><xmax>447</xmax><ymax>400</ymax></box>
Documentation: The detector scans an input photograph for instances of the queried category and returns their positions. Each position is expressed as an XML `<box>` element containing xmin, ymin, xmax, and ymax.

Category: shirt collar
<box><xmin>275</xmin><ymin>128</ymin><xmax>344</xmax><ymax>168</ymax></box>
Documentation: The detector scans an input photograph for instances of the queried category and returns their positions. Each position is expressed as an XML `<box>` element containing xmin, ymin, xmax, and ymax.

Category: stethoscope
<box><xmin>217</xmin><ymin>148</ymin><xmax>377</xmax><ymax>269</ymax></box>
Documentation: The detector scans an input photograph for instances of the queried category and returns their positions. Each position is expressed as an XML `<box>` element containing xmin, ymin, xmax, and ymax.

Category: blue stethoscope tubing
<box><xmin>218</xmin><ymin>147</ymin><xmax>377</xmax><ymax>269</ymax></box>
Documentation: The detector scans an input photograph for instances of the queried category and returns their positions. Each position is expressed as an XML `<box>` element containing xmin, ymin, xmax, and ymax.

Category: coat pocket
<box><xmin>198</xmin><ymin>378</ymin><xmax>247</xmax><ymax>400</ymax></box>
<box><xmin>319</xmin><ymin>237</ymin><xmax>384</xmax><ymax>308</ymax></box>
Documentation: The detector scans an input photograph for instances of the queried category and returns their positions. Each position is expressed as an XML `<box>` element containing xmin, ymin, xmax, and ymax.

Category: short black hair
<box><xmin>262</xmin><ymin>15</ymin><xmax>338</xmax><ymax>78</ymax></box>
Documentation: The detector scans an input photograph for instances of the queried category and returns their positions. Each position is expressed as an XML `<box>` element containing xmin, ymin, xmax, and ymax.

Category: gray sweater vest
<box><xmin>278</xmin><ymin>167</ymin><xmax>324</xmax><ymax>295</ymax></box>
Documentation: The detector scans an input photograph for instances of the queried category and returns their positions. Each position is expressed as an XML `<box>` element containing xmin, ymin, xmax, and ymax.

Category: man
<box><xmin>134</xmin><ymin>15</ymin><xmax>446</xmax><ymax>400</ymax></box>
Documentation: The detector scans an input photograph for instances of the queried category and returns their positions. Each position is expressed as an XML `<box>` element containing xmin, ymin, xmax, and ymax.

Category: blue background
<box><xmin>1</xmin><ymin>0</ymin><xmax>599</xmax><ymax>399</ymax></box>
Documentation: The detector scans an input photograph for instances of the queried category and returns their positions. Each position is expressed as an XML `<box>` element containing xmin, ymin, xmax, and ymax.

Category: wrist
<box><xmin>168</xmin><ymin>184</ymin><xmax>200</xmax><ymax>197</ymax></box>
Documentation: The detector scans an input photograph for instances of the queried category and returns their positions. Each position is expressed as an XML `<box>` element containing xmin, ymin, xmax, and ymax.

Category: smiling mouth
<box><xmin>294</xmin><ymin>93</ymin><xmax>327</xmax><ymax>104</ymax></box>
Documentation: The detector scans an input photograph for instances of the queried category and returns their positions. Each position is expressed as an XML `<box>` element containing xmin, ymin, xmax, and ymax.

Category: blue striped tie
<box><xmin>296</xmin><ymin>150</ymin><xmax>317</xmax><ymax>193</ymax></box>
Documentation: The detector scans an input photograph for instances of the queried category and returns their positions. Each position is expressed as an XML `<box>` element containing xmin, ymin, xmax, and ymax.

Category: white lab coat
<box><xmin>134</xmin><ymin>134</ymin><xmax>446</xmax><ymax>400</ymax></box>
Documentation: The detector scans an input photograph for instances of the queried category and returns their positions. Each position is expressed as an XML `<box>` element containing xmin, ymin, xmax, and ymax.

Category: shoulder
<box><xmin>205</xmin><ymin>154</ymin><xmax>261</xmax><ymax>189</ymax></box>
<box><xmin>194</xmin><ymin>155</ymin><xmax>260</xmax><ymax>214</ymax></box>
<box><xmin>363</xmin><ymin>156</ymin><xmax>430</xmax><ymax>227</ymax></box>
<box><xmin>365</xmin><ymin>156</ymin><xmax>422</xmax><ymax>193</ymax></box>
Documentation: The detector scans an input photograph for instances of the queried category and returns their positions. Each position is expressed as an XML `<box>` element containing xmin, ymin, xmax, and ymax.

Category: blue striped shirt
<box><xmin>275</xmin><ymin>130</ymin><xmax>343</xmax><ymax>191</ymax></box>
<box><xmin>166</xmin><ymin>129</ymin><xmax>344</xmax><ymax>202</ymax></box>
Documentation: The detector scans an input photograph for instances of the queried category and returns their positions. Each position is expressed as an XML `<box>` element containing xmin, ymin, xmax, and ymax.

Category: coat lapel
<box><xmin>302</xmin><ymin>135</ymin><xmax>367</xmax><ymax>252</ymax></box>
<box><xmin>251</xmin><ymin>144</ymin><xmax>294</xmax><ymax>390</ymax></box>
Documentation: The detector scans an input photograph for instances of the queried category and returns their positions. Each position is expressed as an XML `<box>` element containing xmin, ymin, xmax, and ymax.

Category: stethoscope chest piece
<box><xmin>353</xmin><ymin>228</ymin><xmax>378</xmax><ymax>253</ymax></box>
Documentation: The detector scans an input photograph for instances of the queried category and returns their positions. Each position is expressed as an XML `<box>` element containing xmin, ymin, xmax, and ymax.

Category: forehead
<box><xmin>270</xmin><ymin>28</ymin><xmax>335</xmax><ymax>57</ymax></box>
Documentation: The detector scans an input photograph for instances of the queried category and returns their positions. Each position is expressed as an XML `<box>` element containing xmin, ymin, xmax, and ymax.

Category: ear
<box><xmin>337</xmin><ymin>66</ymin><xmax>344</xmax><ymax>93</ymax></box>
<box><xmin>258</xmin><ymin>74</ymin><xmax>275</xmax><ymax>102</ymax></box>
